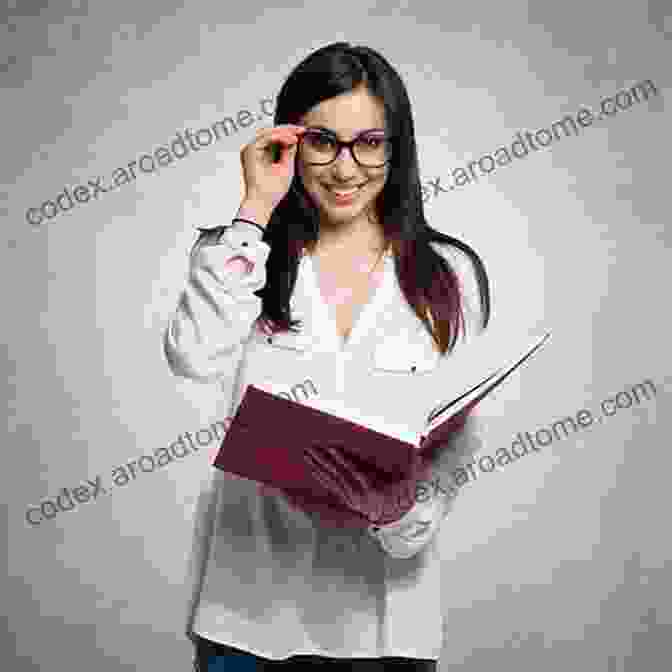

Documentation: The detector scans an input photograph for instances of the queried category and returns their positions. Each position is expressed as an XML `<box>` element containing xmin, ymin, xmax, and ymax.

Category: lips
<box><xmin>323</xmin><ymin>183</ymin><xmax>367</xmax><ymax>196</ymax></box>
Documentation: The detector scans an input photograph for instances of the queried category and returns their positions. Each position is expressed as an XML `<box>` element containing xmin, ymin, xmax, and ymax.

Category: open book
<box><xmin>212</xmin><ymin>329</ymin><xmax>552</xmax><ymax>523</ymax></box>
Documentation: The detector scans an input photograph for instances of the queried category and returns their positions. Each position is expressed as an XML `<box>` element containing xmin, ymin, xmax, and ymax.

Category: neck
<box><xmin>308</xmin><ymin>211</ymin><xmax>388</xmax><ymax>256</ymax></box>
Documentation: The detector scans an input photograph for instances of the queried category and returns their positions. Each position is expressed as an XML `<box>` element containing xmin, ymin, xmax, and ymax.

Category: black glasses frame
<box><xmin>298</xmin><ymin>128</ymin><xmax>394</xmax><ymax>168</ymax></box>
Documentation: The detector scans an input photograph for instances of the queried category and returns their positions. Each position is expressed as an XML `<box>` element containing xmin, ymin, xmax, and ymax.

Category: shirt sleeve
<box><xmin>163</xmin><ymin>220</ymin><xmax>271</xmax><ymax>382</ymax></box>
<box><xmin>367</xmin><ymin>241</ymin><xmax>489</xmax><ymax>559</ymax></box>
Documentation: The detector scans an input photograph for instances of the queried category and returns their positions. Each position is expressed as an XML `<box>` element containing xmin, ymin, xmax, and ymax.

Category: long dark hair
<box><xmin>251</xmin><ymin>43</ymin><xmax>490</xmax><ymax>354</ymax></box>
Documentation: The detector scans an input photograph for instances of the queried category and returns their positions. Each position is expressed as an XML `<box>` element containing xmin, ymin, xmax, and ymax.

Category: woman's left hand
<box><xmin>301</xmin><ymin>442</ymin><xmax>432</xmax><ymax>526</ymax></box>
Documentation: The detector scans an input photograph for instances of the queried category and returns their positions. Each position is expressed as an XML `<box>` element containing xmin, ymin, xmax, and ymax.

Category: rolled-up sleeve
<box><xmin>163</xmin><ymin>221</ymin><xmax>271</xmax><ymax>382</ymax></box>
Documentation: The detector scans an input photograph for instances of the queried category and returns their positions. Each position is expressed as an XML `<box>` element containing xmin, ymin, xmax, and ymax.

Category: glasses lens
<box><xmin>300</xmin><ymin>131</ymin><xmax>338</xmax><ymax>164</ymax></box>
<box><xmin>300</xmin><ymin>131</ymin><xmax>392</xmax><ymax>166</ymax></box>
<box><xmin>353</xmin><ymin>134</ymin><xmax>392</xmax><ymax>167</ymax></box>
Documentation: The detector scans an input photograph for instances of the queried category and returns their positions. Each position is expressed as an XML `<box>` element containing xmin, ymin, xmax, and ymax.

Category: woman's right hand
<box><xmin>240</xmin><ymin>124</ymin><xmax>307</xmax><ymax>215</ymax></box>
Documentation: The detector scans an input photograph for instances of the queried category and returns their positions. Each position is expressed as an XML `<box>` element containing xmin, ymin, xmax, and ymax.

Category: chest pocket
<box><xmin>348</xmin><ymin>328</ymin><xmax>440</xmax><ymax>430</ymax></box>
<box><xmin>371</xmin><ymin>335</ymin><xmax>440</xmax><ymax>375</ymax></box>
<box><xmin>245</xmin><ymin>326</ymin><xmax>311</xmax><ymax>374</ymax></box>
<box><xmin>258</xmin><ymin>329</ymin><xmax>310</xmax><ymax>352</ymax></box>
<box><xmin>359</xmin><ymin>333</ymin><xmax>442</xmax><ymax>431</ymax></box>
<box><xmin>241</xmin><ymin>325</ymin><xmax>324</xmax><ymax>401</ymax></box>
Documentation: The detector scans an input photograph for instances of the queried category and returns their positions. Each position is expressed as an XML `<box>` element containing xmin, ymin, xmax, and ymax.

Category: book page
<box><xmin>298</xmin><ymin>395</ymin><xmax>422</xmax><ymax>447</ymax></box>
<box><xmin>425</xmin><ymin>327</ymin><xmax>552</xmax><ymax>429</ymax></box>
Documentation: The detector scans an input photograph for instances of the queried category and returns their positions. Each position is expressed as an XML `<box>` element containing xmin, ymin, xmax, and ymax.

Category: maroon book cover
<box><xmin>213</xmin><ymin>330</ymin><xmax>551</xmax><ymax>527</ymax></box>
<box><xmin>213</xmin><ymin>385</ymin><xmax>418</xmax><ymax>493</ymax></box>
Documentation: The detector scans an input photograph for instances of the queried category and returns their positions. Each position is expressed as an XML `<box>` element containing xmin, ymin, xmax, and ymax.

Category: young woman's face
<box><xmin>297</xmin><ymin>85</ymin><xmax>390</xmax><ymax>229</ymax></box>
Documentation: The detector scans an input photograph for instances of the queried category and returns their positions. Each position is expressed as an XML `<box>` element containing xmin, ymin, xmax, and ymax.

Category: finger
<box><xmin>323</xmin><ymin>445</ymin><xmax>372</xmax><ymax>494</ymax></box>
<box><xmin>256</xmin><ymin>124</ymin><xmax>307</xmax><ymax>135</ymax></box>
<box><xmin>257</xmin><ymin>131</ymin><xmax>302</xmax><ymax>145</ymax></box>
<box><xmin>308</xmin><ymin>448</ymin><xmax>355</xmax><ymax>498</ymax></box>
<box><xmin>252</xmin><ymin>136</ymin><xmax>300</xmax><ymax>164</ymax></box>
<box><xmin>258</xmin><ymin>135</ymin><xmax>302</xmax><ymax>155</ymax></box>
<box><xmin>308</xmin><ymin>454</ymin><xmax>367</xmax><ymax>509</ymax></box>
<box><xmin>302</xmin><ymin>448</ymin><xmax>343</xmax><ymax>495</ymax></box>
<box><xmin>303</xmin><ymin>446</ymin><xmax>359</xmax><ymax>505</ymax></box>
<box><xmin>268</xmin><ymin>140</ymin><xmax>299</xmax><ymax>162</ymax></box>
<box><xmin>254</xmin><ymin>126</ymin><xmax>306</xmax><ymax>145</ymax></box>
<box><xmin>309</xmin><ymin>444</ymin><xmax>360</xmax><ymax>487</ymax></box>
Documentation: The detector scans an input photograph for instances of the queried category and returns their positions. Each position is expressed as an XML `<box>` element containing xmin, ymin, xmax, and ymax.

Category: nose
<box><xmin>331</xmin><ymin>145</ymin><xmax>359</xmax><ymax>178</ymax></box>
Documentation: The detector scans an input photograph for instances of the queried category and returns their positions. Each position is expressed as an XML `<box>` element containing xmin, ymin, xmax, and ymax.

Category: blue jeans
<box><xmin>193</xmin><ymin>636</ymin><xmax>438</xmax><ymax>671</ymax></box>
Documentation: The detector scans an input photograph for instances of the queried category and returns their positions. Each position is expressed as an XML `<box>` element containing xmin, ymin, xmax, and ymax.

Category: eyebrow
<box><xmin>307</xmin><ymin>125</ymin><xmax>386</xmax><ymax>138</ymax></box>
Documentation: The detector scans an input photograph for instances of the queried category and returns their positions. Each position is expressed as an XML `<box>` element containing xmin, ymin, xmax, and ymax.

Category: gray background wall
<box><xmin>2</xmin><ymin>1</ymin><xmax>671</xmax><ymax>670</ymax></box>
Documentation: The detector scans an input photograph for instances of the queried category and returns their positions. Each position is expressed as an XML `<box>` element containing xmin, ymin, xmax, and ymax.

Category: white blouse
<box><xmin>164</xmin><ymin>219</ymin><xmax>487</xmax><ymax>661</ymax></box>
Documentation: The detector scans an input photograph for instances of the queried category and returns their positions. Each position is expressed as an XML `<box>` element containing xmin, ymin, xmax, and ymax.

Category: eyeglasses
<box><xmin>298</xmin><ymin>128</ymin><xmax>393</xmax><ymax>168</ymax></box>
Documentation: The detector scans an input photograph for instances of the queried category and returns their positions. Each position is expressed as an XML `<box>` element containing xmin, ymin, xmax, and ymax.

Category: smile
<box><xmin>323</xmin><ymin>183</ymin><xmax>367</xmax><ymax>196</ymax></box>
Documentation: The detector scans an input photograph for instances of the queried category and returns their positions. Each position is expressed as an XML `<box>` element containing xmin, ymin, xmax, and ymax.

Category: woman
<box><xmin>165</xmin><ymin>42</ymin><xmax>490</xmax><ymax>671</ymax></box>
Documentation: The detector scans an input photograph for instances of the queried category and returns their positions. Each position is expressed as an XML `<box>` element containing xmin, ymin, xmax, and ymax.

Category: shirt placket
<box><xmin>334</xmin><ymin>350</ymin><xmax>347</xmax><ymax>397</ymax></box>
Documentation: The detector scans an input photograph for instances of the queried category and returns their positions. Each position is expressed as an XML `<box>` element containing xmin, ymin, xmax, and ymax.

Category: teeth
<box><xmin>328</xmin><ymin>184</ymin><xmax>364</xmax><ymax>196</ymax></box>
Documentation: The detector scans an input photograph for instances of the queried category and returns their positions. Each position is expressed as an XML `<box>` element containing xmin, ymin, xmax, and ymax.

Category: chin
<box><xmin>323</xmin><ymin>204</ymin><xmax>368</xmax><ymax>224</ymax></box>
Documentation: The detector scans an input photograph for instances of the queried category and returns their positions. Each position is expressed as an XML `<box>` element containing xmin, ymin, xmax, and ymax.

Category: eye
<box><xmin>305</xmin><ymin>131</ymin><xmax>336</xmax><ymax>148</ymax></box>
<box><xmin>357</xmin><ymin>134</ymin><xmax>387</xmax><ymax>149</ymax></box>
